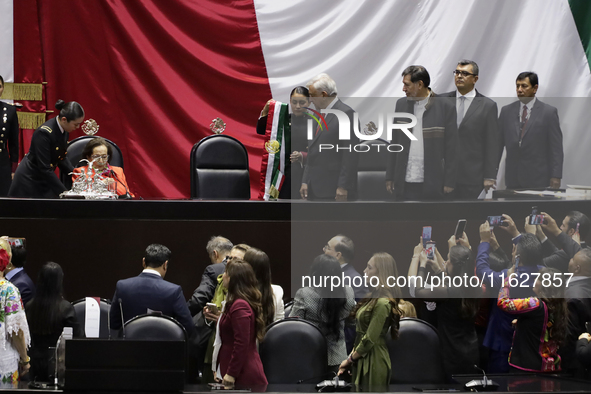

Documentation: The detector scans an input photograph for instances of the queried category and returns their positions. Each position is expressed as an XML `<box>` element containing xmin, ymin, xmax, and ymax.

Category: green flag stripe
<box><xmin>569</xmin><ymin>0</ymin><xmax>591</xmax><ymax>69</ymax></box>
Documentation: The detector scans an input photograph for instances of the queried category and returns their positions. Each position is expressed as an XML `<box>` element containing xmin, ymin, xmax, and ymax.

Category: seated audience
<box><xmin>72</xmin><ymin>137</ymin><xmax>134</xmax><ymax>198</ymax></box>
<box><xmin>109</xmin><ymin>244</ymin><xmax>194</xmax><ymax>336</ymax></box>
<box><xmin>243</xmin><ymin>248</ymin><xmax>284</xmax><ymax>324</ymax></box>
<box><xmin>291</xmin><ymin>254</ymin><xmax>356</xmax><ymax>373</ymax></box>
<box><xmin>338</xmin><ymin>252</ymin><xmax>402</xmax><ymax>391</ymax></box>
<box><xmin>0</xmin><ymin>238</ymin><xmax>30</xmax><ymax>385</ymax></box>
<box><xmin>212</xmin><ymin>260</ymin><xmax>267</xmax><ymax>390</ymax></box>
<box><xmin>25</xmin><ymin>262</ymin><xmax>80</xmax><ymax>382</ymax></box>
<box><xmin>497</xmin><ymin>267</ymin><xmax>567</xmax><ymax>372</ymax></box>
<box><xmin>409</xmin><ymin>235</ymin><xmax>480</xmax><ymax>377</ymax></box>
<box><xmin>4</xmin><ymin>237</ymin><xmax>35</xmax><ymax>306</ymax></box>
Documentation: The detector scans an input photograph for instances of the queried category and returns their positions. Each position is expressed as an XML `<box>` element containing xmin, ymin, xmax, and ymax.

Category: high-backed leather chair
<box><xmin>72</xmin><ymin>298</ymin><xmax>113</xmax><ymax>339</ymax></box>
<box><xmin>60</xmin><ymin>136</ymin><xmax>124</xmax><ymax>189</ymax></box>
<box><xmin>190</xmin><ymin>135</ymin><xmax>250</xmax><ymax>199</ymax></box>
<box><xmin>124</xmin><ymin>314</ymin><xmax>187</xmax><ymax>341</ymax></box>
<box><xmin>387</xmin><ymin>317</ymin><xmax>446</xmax><ymax>383</ymax></box>
<box><xmin>356</xmin><ymin>138</ymin><xmax>392</xmax><ymax>201</ymax></box>
<box><xmin>259</xmin><ymin>318</ymin><xmax>328</xmax><ymax>384</ymax></box>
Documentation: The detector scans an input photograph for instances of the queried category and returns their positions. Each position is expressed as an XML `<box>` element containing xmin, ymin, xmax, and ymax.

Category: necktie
<box><xmin>520</xmin><ymin>105</ymin><xmax>528</xmax><ymax>142</ymax></box>
<box><xmin>457</xmin><ymin>96</ymin><xmax>466</xmax><ymax>127</ymax></box>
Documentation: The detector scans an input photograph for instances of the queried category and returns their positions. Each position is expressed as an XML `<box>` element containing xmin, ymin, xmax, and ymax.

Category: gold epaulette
<box><xmin>40</xmin><ymin>125</ymin><xmax>52</xmax><ymax>133</ymax></box>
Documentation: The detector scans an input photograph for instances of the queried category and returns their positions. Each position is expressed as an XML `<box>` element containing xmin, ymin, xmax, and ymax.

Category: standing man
<box><xmin>498</xmin><ymin>72</ymin><xmax>563</xmax><ymax>190</ymax></box>
<box><xmin>301</xmin><ymin>73</ymin><xmax>358</xmax><ymax>201</ymax></box>
<box><xmin>0</xmin><ymin>76</ymin><xmax>19</xmax><ymax>196</ymax></box>
<box><xmin>440</xmin><ymin>60</ymin><xmax>499</xmax><ymax>199</ymax></box>
<box><xmin>109</xmin><ymin>244</ymin><xmax>195</xmax><ymax>335</ymax></box>
<box><xmin>323</xmin><ymin>234</ymin><xmax>367</xmax><ymax>300</ymax></box>
<box><xmin>386</xmin><ymin>65</ymin><xmax>458</xmax><ymax>200</ymax></box>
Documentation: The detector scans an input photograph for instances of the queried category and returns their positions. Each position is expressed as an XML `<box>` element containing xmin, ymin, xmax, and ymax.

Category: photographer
<box><xmin>408</xmin><ymin>233</ymin><xmax>479</xmax><ymax>378</ymax></box>
<box><xmin>476</xmin><ymin>217</ymin><xmax>540</xmax><ymax>373</ymax></box>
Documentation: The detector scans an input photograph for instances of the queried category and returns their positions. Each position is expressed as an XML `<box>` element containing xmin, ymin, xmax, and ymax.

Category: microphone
<box><xmin>464</xmin><ymin>364</ymin><xmax>498</xmax><ymax>391</ymax></box>
<box><xmin>109</xmin><ymin>169</ymin><xmax>132</xmax><ymax>199</ymax></box>
<box><xmin>119</xmin><ymin>298</ymin><xmax>126</xmax><ymax>339</ymax></box>
<box><xmin>107</xmin><ymin>300</ymin><xmax>111</xmax><ymax>340</ymax></box>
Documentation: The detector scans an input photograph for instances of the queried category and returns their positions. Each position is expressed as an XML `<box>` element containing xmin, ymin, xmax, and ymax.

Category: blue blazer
<box><xmin>110</xmin><ymin>272</ymin><xmax>195</xmax><ymax>335</ymax></box>
<box><xmin>9</xmin><ymin>269</ymin><xmax>36</xmax><ymax>306</ymax></box>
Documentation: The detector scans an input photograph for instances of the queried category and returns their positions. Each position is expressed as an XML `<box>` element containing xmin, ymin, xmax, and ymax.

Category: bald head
<box><xmin>569</xmin><ymin>248</ymin><xmax>591</xmax><ymax>276</ymax></box>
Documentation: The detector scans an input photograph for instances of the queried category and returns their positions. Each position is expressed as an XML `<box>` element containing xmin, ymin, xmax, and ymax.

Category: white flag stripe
<box><xmin>255</xmin><ymin>0</ymin><xmax>591</xmax><ymax>187</ymax></box>
<box><xmin>0</xmin><ymin>0</ymin><xmax>14</xmax><ymax>83</ymax></box>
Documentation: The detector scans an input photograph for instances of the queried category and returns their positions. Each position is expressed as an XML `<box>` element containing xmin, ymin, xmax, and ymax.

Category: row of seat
<box><xmin>60</xmin><ymin>135</ymin><xmax>392</xmax><ymax>200</ymax></box>
<box><xmin>72</xmin><ymin>298</ymin><xmax>445</xmax><ymax>384</ymax></box>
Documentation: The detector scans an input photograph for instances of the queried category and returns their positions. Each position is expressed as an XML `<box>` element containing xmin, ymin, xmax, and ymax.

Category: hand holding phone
<box><xmin>206</xmin><ymin>303</ymin><xmax>219</xmax><ymax>314</ymax></box>
<box><xmin>422</xmin><ymin>227</ymin><xmax>432</xmax><ymax>247</ymax></box>
<box><xmin>454</xmin><ymin>220</ymin><xmax>467</xmax><ymax>241</ymax></box>
<box><xmin>425</xmin><ymin>241</ymin><xmax>436</xmax><ymax>260</ymax></box>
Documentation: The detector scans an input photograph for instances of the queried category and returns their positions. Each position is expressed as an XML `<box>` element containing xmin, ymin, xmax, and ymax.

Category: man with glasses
<box><xmin>441</xmin><ymin>60</ymin><xmax>499</xmax><ymax>199</ymax></box>
<box><xmin>498</xmin><ymin>72</ymin><xmax>563</xmax><ymax>190</ymax></box>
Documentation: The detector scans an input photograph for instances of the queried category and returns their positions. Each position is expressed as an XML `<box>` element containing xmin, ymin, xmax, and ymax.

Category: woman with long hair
<box><xmin>410</xmin><ymin>236</ymin><xmax>480</xmax><ymax>377</ymax></box>
<box><xmin>25</xmin><ymin>262</ymin><xmax>81</xmax><ymax>381</ymax></box>
<box><xmin>0</xmin><ymin>237</ymin><xmax>30</xmax><ymax>385</ymax></box>
<box><xmin>212</xmin><ymin>260</ymin><xmax>267</xmax><ymax>389</ymax></box>
<box><xmin>243</xmin><ymin>248</ymin><xmax>284</xmax><ymax>325</ymax></box>
<box><xmin>498</xmin><ymin>267</ymin><xmax>568</xmax><ymax>372</ymax></box>
<box><xmin>291</xmin><ymin>254</ymin><xmax>356</xmax><ymax>373</ymax></box>
<box><xmin>338</xmin><ymin>252</ymin><xmax>402</xmax><ymax>390</ymax></box>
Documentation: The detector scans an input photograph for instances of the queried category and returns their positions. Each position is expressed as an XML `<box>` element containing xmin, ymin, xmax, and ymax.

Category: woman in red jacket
<box><xmin>213</xmin><ymin>259</ymin><xmax>267</xmax><ymax>389</ymax></box>
<box><xmin>72</xmin><ymin>137</ymin><xmax>133</xmax><ymax>197</ymax></box>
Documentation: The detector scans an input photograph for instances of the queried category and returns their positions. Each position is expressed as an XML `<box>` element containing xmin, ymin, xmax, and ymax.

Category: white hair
<box><xmin>306</xmin><ymin>73</ymin><xmax>338</xmax><ymax>96</ymax></box>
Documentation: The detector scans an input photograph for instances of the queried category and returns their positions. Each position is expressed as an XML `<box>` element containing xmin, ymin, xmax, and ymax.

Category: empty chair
<box><xmin>190</xmin><ymin>135</ymin><xmax>250</xmax><ymax>199</ymax></box>
<box><xmin>60</xmin><ymin>136</ymin><xmax>124</xmax><ymax>189</ymax></box>
<box><xmin>386</xmin><ymin>317</ymin><xmax>446</xmax><ymax>384</ymax></box>
<box><xmin>356</xmin><ymin>138</ymin><xmax>391</xmax><ymax>201</ymax></box>
<box><xmin>72</xmin><ymin>297</ymin><xmax>112</xmax><ymax>339</ymax></box>
<box><xmin>259</xmin><ymin>318</ymin><xmax>328</xmax><ymax>384</ymax></box>
<box><xmin>124</xmin><ymin>314</ymin><xmax>187</xmax><ymax>341</ymax></box>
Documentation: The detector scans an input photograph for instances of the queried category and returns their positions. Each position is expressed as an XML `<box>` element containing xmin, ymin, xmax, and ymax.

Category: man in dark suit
<box><xmin>301</xmin><ymin>73</ymin><xmax>358</xmax><ymax>201</ymax></box>
<box><xmin>0</xmin><ymin>76</ymin><xmax>20</xmax><ymax>196</ymax></box>
<box><xmin>4</xmin><ymin>238</ymin><xmax>35</xmax><ymax>305</ymax></box>
<box><xmin>440</xmin><ymin>60</ymin><xmax>499</xmax><ymax>199</ymax></box>
<box><xmin>386</xmin><ymin>65</ymin><xmax>458</xmax><ymax>200</ymax></box>
<box><xmin>498</xmin><ymin>72</ymin><xmax>563</xmax><ymax>190</ymax></box>
<box><xmin>109</xmin><ymin>244</ymin><xmax>194</xmax><ymax>335</ymax></box>
<box><xmin>323</xmin><ymin>234</ymin><xmax>367</xmax><ymax>300</ymax></box>
<box><xmin>562</xmin><ymin>248</ymin><xmax>591</xmax><ymax>376</ymax></box>
<box><xmin>186</xmin><ymin>236</ymin><xmax>233</xmax><ymax>316</ymax></box>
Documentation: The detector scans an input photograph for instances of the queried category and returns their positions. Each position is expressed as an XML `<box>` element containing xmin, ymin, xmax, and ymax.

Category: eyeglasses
<box><xmin>453</xmin><ymin>70</ymin><xmax>476</xmax><ymax>77</ymax></box>
<box><xmin>91</xmin><ymin>154</ymin><xmax>109</xmax><ymax>160</ymax></box>
<box><xmin>323</xmin><ymin>244</ymin><xmax>331</xmax><ymax>252</ymax></box>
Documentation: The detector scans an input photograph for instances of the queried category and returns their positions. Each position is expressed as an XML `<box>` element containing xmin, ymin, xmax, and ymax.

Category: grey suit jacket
<box><xmin>498</xmin><ymin>99</ymin><xmax>563</xmax><ymax>189</ymax></box>
<box><xmin>440</xmin><ymin>90</ymin><xmax>499</xmax><ymax>186</ymax></box>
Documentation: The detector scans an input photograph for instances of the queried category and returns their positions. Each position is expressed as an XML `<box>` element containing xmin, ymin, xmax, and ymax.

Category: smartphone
<box><xmin>454</xmin><ymin>220</ymin><xmax>467</xmax><ymax>240</ymax></box>
<box><xmin>586</xmin><ymin>321</ymin><xmax>590</xmax><ymax>333</ymax></box>
<box><xmin>529</xmin><ymin>206</ymin><xmax>544</xmax><ymax>225</ymax></box>
<box><xmin>487</xmin><ymin>216</ymin><xmax>505</xmax><ymax>229</ymax></box>
<box><xmin>206</xmin><ymin>303</ymin><xmax>219</xmax><ymax>314</ymax></box>
<box><xmin>422</xmin><ymin>226</ymin><xmax>432</xmax><ymax>247</ymax></box>
<box><xmin>425</xmin><ymin>241</ymin><xmax>436</xmax><ymax>260</ymax></box>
